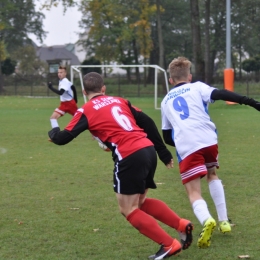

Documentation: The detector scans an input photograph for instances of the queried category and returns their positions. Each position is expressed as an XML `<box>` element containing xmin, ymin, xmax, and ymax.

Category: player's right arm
<box><xmin>161</xmin><ymin>105</ymin><xmax>175</xmax><ymax>147</ymax></box>
<box><xmin>48</xmin><ymin>82</ymin><xmax>65</xmax><ymax>95</ymax></box>
<box><xmin>162</xmin><ymin>130</ymin><xmax>175</xmax><ymax>147</ymax></box>
<box><xmin>48</xmin><ymin>109</ymin><xmax>89</xmax><ymax>145</ymax></box>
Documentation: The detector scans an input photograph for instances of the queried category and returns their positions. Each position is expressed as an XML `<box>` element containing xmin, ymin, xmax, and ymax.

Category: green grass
<box><xmin>1</xmin><ymin>96</ymin><xmax>260</xmax><ymax>259</ymax></box>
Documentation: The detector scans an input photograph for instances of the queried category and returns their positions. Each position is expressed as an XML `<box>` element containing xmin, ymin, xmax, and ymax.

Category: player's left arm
<box><xmin>211</xmin><ymin>89</ymin><xmax>260</xmax><ymax>111</ymax></box>
<box><xmin>71</xmin><ymin>85</ymin><xmax>78</xmax><ymax>103</ymax></box>
<box><xmin>48</xmin><ymin>111</ymin><xmax>89</xmax><ymax>145</ymax></box>
<box><xmin>129</xmin><ymin>102</ymin><xmax>173</xmax><ymax>166</ymax></box>
<box><xmin>162</xmin><ymin>129</ymin><xmax>175</xmax><ymax>147</ymax></box>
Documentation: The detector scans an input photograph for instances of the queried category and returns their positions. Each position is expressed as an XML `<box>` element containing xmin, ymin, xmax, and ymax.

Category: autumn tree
<box><xmin>77</xmin><ymin>0</ymin><xmax>155</xmax><ymax>82</ymax></box>
<box><xmin>46</xmin><ymin>0</ymin><xmax>260</xmax><ymax>84</ymax></box>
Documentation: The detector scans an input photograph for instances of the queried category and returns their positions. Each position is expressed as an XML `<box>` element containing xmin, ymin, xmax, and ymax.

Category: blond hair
<box><xmin>168</xmin><ymin>57</ymin><xmax>191</xmax><ymax>82</ymax></box>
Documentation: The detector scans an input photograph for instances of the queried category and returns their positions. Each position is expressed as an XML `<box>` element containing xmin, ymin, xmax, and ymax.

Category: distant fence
<box><xmin>0</xmin><ymin>74</ymin><xmax>169</xmax><ymax>98</ymax></box>
<box><xmin>0</xmin><ymin>75</ymin><xmax>57</xmax><ymax>97</ymax></box>
<box><xmin>0</xmin><ymin>74</ymin><xmax>259</xmax><ymax>99</ymax></box>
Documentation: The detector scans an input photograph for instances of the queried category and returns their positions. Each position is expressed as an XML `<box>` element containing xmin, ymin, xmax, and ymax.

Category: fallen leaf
<box><xmin>238</xmin><ymin>255</ymin><xmax>250</xmax><ymax>259</ymax></box>
<box><xmin>70</xmin><ymin>208</ymin><xmax>80</xmax><ymax>210</ymax></box>
<box><xmin>156</xmin><ymin>183</ymin><xmax>165</xmax><ymax>185</ymax></box>
<box><xmin>93</xmin><ymin>229</ymin><xmax>99</xmax><ymax>232</ymax></box>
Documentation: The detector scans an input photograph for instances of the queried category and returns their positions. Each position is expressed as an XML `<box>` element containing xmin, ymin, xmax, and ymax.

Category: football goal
<box><xmin>70</xmin><ymin>64</ymin><xmax>169</xmax><ymax>109</ymax></box>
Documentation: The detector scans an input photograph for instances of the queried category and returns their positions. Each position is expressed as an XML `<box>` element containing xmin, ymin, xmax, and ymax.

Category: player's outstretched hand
<box><xmin>166</xmin><ymin>159</ymin><xmax>174</xmax><ymax>169</ymax></box>
<box><xmin>48</xmin><ymin>82</ymin><xmax>52</xmax><ymax>88</ymax></box>
<box><xmin>253</xmin><ymin>102</ymin><xmax>260</xmax><ymax>111</ymax></box>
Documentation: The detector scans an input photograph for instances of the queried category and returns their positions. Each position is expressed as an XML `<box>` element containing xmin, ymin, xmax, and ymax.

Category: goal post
<box><xmin>70</xmin><ymin>66</ymin><xmax>87</xmax><ymax>103</ymax></box>
<box><xmin>70</xmin><ymin>64</ymin><xmax>169</xmax><ymax>109</ymax></box>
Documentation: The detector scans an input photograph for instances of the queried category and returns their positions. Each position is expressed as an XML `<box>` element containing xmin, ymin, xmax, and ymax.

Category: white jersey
<box><xmin>58</xmin><ymin>78</ymin><xmax>73</xmax><ymax>102</ymax></box>
<box><xmin>161</xmin><ymin>81</ymin><xmax>218</xmax><ymax>161</ymax></box>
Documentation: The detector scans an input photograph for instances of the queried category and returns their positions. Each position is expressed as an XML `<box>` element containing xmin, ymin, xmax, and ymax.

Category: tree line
<box><xmin>78</xmin><ymin>0</ymin><xmax>260</xmax><ymax>84</ymax></box>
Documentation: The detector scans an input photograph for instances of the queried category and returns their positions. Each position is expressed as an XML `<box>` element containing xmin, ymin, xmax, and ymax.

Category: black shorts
<box><xmin>113</xmin><ymin>146</ymin><xmax>157</xmax><ymax>195</ymax></box>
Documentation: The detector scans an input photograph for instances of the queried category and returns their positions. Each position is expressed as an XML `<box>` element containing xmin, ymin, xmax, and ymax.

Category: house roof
<box><xmin>37</xmin><ymin>45</ymin><xmax>80</xmax><ymax>65</ymax></box>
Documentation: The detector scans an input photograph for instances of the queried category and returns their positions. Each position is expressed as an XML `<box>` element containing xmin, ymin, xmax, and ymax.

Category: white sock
<box><xmin>50</xmin><ymin>119</ymin><xmax>59</xmax><ymax>128</ymax></box>
<box><xmin>209</xmin><ymin>179</ymin><xmax>228</xmax><ymax>222</ymax></box>
<box><xmin>192</xmin><ymin>199</ymin><xmax>211</xmax><ymax>225</ymax></box>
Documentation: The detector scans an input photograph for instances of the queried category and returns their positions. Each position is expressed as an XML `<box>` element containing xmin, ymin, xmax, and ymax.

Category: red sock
<box><xmin>127</xmin><ymin>208</ymin><xmax>173</xmax><ymax>246</ymax></box>
<box><xmin>140</xmin><ymin>198</ymin><xmax>181</xmax><ymax>230</ymax></box>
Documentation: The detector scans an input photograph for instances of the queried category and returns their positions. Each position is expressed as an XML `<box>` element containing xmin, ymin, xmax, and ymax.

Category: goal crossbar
<box><xmin>70</xmin><ymin>64</ymin><xmax>169</xmax><ymax>109</ymax></box>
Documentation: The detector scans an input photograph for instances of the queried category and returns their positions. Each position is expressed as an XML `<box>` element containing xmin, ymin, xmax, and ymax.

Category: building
<box><xmin>36</xmin><ymin>45</ymin><xmax>81</xmax><ymax>73</ymax></box>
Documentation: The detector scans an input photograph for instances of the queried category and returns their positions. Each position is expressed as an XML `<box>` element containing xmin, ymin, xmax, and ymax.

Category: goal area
<box><xmin>70</xmin><ymin>65</ymin><xmax>169</xmax><ymax>109</ymax></box>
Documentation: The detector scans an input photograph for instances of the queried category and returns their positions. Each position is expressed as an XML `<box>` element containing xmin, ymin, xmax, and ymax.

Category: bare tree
<box><xmin>190</xmin><ymin>0</ymin><xmax>205</xmax><ymax>81</ymax></box>
<box><xmin>156</xmin><ymin>0</ymin><xmax>164</xmax><ymax>69</ymax></box>
<box><xmin>204</xmin><ymin>0</ymin><xmax>211</xmax><ymax>84</ymax></box>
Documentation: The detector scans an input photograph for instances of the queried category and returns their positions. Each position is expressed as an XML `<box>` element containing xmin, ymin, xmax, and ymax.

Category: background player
<box><xmin>48</xmin><ymin>72</ymin><xmax>193</xmax><ymax>259</ymax></box>
<box><xmin>161</xmin><ymin>56</ymin><xmax>260</xmax><ymax>249</ymax></box>
<box><xmin>48</xmin><ymin>65</ymin><xmax>78</xmax><ymax>127</ymax></box>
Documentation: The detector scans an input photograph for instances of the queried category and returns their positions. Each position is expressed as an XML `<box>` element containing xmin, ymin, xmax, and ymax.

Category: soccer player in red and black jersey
<box><xmin>48</xmin><ymin>72</ymin><xmax>193</xmax><ymax>259</ymax></box>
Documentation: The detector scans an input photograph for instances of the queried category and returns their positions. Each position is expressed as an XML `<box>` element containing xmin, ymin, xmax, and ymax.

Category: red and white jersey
<box><xmin>65</xmin><ymin>95</ymin><xmax>153</xmax><ymax>161</ymax></box>
<box><xmin>161</xmin><ymin>81</ymin><xmax>218</xmax><ymax>160</ymax></box>
<box><xmin>59</xmin><ymin>78</ymin><xmax>73</xmax><ymax>101</ymax></box>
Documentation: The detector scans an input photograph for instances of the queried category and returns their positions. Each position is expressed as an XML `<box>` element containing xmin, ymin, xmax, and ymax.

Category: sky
<box><xmin>29</xmin><ymin>1</ymin><xmax>83</xmax><ymax>46</ymax></box>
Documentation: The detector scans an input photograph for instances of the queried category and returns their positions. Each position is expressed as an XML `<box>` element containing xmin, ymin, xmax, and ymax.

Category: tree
<box><xmin>158</xmin><ymin>0</ymin><xmax>192</xmax><ymax>65</ymax></box>
<box><xmin>242</xmin><ymin>58</ymin><xmax>257</xmax><ymax>95</ymax></box>
<box><xmin>0</xmin><ymin>40</ymin><xmax>7</xmax><ymax>93</ymax></box>
<box><xmin>0</xmin><ymin>0</ymin><xmax>46</xmax><ymax>91</ymax></box>
<box><xmin>209</xmin><ymin>0</ymin><xmax>226</xmax><ymax>79</ymax></box>
<box><xmin>81</xmin><ymin>57</ymin><xmax>102</xmax><ymax>75</ymax></box>
<box><xmin>1</xmin><ymin>58</ymin><xmax>16</xmax><ymax>75</ymax></box>
<box><xmin>78</xmin><ymin>0</ymin><xmax>156</xmax><ymax>82</ymax></box>
<box><xmin>49</xmin><ymin>0</ymin><xmax>260</xmax><ymax>84</ymax></box>
<box><xmin>156</xmin><ymin>0</ymin><xmax>164</xmax><ymax>70</ymax></box>
<box><xmin>204</xmin><ymin>0</ymin><xmax>211</xmax><ymax>84</ymax></box>
<box><xmin>190</xmin><ymin>0</ymin><xmax>204</xmax><ymax>81</ymax></box>
<box><xmin>0</xmin><ymin>0</ymin><xmax>46</xmax><ymax>53</ymax></box>
<box><xmin>0</xmin><ymin>57</ymin><xmax>16</xmax><ymax>95</ymax></box>
<box><xmin>11</xmin><ymin>45</ymin><xmax>47</xmax><ymax>76</ymax></box>
<box><xmin>242</xmin><ymin>58</ymin><xmax>257</xmax><ymax>74</ymax></box>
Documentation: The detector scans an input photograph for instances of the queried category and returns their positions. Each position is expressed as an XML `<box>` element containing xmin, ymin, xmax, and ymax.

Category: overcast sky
<box><xmin>29</xmin><ymin>2</ymin><xmax>83</xmax><ymax>46</ymax></box>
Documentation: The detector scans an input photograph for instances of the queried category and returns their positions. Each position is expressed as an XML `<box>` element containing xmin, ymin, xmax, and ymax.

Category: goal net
<box><xmin>70</xmin><ymin>64</ymin><xmax>169</xmax><ymax>109</ymax></box>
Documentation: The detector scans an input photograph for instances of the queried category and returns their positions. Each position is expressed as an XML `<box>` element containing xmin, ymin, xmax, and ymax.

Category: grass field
<box><xmin>1</xmin><ymin>95</ymin><xmax>260</xmax><ymax>260</ymax></box>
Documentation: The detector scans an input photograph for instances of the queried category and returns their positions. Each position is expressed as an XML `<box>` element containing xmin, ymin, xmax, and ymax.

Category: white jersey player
<box><xmin>161</xmin><ymin>56</ymin><xmax>260</xmax><ymax>249</ymax></box>
<box><xmin>58</xmin><ymin>77</ymin><xmax>75</xmax><ymax>102</ymax></box>
<box><xmin>47</xmin><ymin>66</ymin><xmax>78</xmax><ymax>140</ymax></box>
<box><xmin>162</xmin><ymin>81</ymin><xmax>218</xmax><ymax>161</ymax></box>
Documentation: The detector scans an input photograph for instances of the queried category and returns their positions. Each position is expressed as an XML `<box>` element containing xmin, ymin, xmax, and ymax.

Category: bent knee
<box><xmin>207</xmin><ymin>168</ymin><xmax>218</xmax><ymax>182</ymax></box>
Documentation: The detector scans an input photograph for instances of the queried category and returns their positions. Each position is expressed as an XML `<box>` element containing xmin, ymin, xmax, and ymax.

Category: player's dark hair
<box><xmin>83</xmin><ymin>72</ymin><xmax>104</xmax><ymax>93</ymax></box>
<box><xmin>59</xmin><ymin>65</ymin><xmax>67</xmax><ymax>71</ymax></box>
